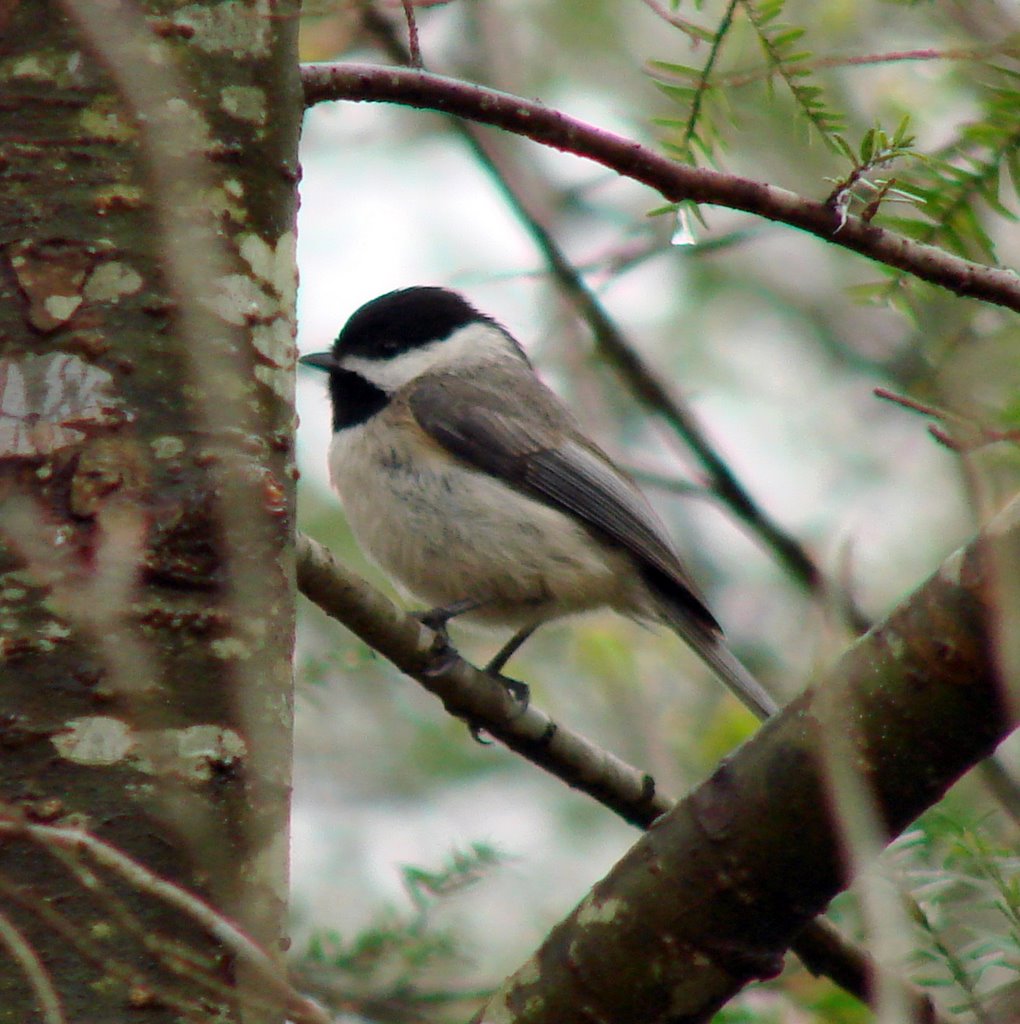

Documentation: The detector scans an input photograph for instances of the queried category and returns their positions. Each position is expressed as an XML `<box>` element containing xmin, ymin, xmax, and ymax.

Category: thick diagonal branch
<box><xmin>470</xmin><ymin>501</ymin><xmax>1019</xmax><ymax>1023</ymax></box>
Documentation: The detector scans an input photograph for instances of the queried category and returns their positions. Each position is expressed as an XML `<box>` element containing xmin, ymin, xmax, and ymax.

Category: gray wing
<box><xmin>406</xmin><ymin>374</ymin><xmax>718</xmax><ymax>631</ymax></box>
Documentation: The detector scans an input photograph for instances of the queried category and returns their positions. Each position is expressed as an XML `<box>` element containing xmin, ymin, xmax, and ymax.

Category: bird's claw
<box><xmin>420</xmin><ymin>642</ymin><xmax>459</xmax><ymax>678</ymax></box>
<box><xmin>465</xmin><ymin>673</ymin><xmax>530</xmax><ymax>744</ymax></box>
<box><xmin>493</xmin><ymin>673</ymin><xmax>530</xmax><ymax>711</ymax></box>
<box><xmin>414</xmin><ymin>603</ymin><xmax>474</xmax><ymax>671</ymax></box>
<box><xmin>469</xmin><ymin>723</ymin><xmax>494</xmax><ymax>745</ymax></box>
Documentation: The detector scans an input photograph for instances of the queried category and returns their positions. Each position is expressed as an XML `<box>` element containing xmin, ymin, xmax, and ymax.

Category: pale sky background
<box><xmin>288</xmin><ymin>11</ymin><xmax>986</xmax><ymax>981</ymax></box>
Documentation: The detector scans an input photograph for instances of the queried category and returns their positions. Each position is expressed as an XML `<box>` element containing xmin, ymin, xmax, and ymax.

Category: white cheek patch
<box><xmin>340</xmin><ymin>322</ymin><xmax>519</xmax><ymax>392</ymax></box>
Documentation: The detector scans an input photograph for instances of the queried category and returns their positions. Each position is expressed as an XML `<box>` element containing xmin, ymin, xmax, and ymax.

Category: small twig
<box><xmin>637</xmin><ymin>0</ymin><xmax>712</xmax><ymax>41</ymax></box>
<box><xmin>908</xmin><ymin>892</ymin><xmax>994</xmax><ymax>1024</ymax></box>
<box><xmin>873</xmin><ymin>386</ymin><xmax>945</xmax><ymax>419</ymax></box>
<box><xmin>0</xmin><ymin>908</ymin><xmax>66</xmax><ymax>1024</ymax></box>
<box><xmin>399</xmin><ymin>0</ymin><xmax>422</xmax><ymax>68</ymax></box>
<box><xmin>875</xmin><ymin>387</ymin><xmax>962</xmax><ymax>448</ymax></box>
<box><xmin>41</xmin><ymin>840</ymin><xmax>241</xmax><ymax>999</ymax></box>
<box><xmin>834</xmin><ymin>538</ymin><xmax>873</xmax><ymax>636</ymax></box>
<box><xmin>300</xmin><ymin>62</ymin><xmax>1020</xmax><ymax>312</ymax></box>
<box><xmin>827</xmin><ymin>168</ymin><xmax>917</xmax><ymax>229</ymax></box>
<box><xmin>860</xmin><ymin>177</ymin><xmax>904</xmax><ymax>224</ymax></box>
<box><xmin>678</xmin><ymin>0</ymin><xmax>739</xmax><ymax>159</ymax></box>
<box><xmin>549</xmin><ymin>269</ymin><xmax>825</xmax><ymax>590</ymax></box>
<box><xmin>874</xmin><ymin>386</ymin><xmax>1020</xmax><ymax>453</ymax></box>
<box><xmin>715</xmin><ymin>44</ymin><xmax>1020</xmax><ymax>89</ymax></box>
<box><xmin>931</xmin><ymin>424</ymin><xmax>1020</xmax><ymax>453</ymax></box>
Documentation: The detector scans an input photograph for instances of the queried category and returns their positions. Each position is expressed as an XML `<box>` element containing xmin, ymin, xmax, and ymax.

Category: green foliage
<box><xmin>298</xmin><ymin>844</ymin><xmax>503</xmax><ymax>1021</ymax></box>
<box><xmin>796</xmin><ymin>982</ymin><xmax>873</xmax><ymax>1024</ymax></box>
<box><xmin>692</xmin><ymin>698</ymin><xmax>760</xmax><ymax>765</ymax></box>
<box><xmin>651</xmin><ymin>0</ymin><xmax>739</xmax><ymax>165</ymax></box>
<box><xmin>713</xmin><ymin>1003</ymin><xmax>777</xmax><ymax>1024</ymax></box>
<box><xmin>739</xmin><ymin>0</ymin><xmax>844</xmax><ymax>148</ymax></box>
<box><xmin>650</xmin><ymin>0</ymin><xmax>845</xmax><ymax>165</ymax></box>
<box><xmin>650</xmin><ymin>4</ymin><xmax>1018</xmax><ymax>314</ymax></box>
<box><xmin>826</xmin><ymin>117</ymin><xmax>921</xmax><ymax>226</ymax></box>
<box><xmin>848</xmin><ymin>66</ymin><xmax>1020</xmax><ymax>307</ymax></box>
<box><xmin>572</xmin><ymin>626</ymin><xmax>639</xmax><ymax>685</ymax></box>
<box><xmin>892</xmin><ymin>808</ymin><xmax>1020</xmax><ymax>1019</ymax></box>
<box><xmin>402</xmin><ymin>843</ymin><xmax>504</xmax><ymax>911</ymax></box>
<box><xmin>880</xmin><ymin>69</ymin><xmax>1020</xmax><ymax>263</ymax></box>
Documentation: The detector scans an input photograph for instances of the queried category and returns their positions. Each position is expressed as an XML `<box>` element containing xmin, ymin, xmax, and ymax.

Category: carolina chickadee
<box><xmin>300</xmin><ymin>287</ymin><xmax>777</xmax><ymax>720</ymax></box>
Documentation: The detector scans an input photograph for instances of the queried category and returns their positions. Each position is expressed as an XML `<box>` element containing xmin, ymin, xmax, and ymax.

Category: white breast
<box><xmin>327</xmin><ymin>415</ymin><xmax>640</xmax><ymax>630</ymax></box>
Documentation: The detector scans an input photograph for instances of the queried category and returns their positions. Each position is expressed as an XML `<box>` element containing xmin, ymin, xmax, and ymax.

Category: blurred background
<box><xmin>291</xmin><ymin>1</ymin><xmax>1020</xmax><ymax>1019</ymax></box>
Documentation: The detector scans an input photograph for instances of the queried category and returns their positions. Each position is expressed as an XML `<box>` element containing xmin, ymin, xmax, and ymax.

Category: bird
<box><xmin>300</xmin><ymin>286</ymin><xmax>777</xmax><ymax>720</ymax></box>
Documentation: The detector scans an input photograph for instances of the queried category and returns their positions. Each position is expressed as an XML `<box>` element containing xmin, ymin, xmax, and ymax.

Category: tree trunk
<box><xmin>0</xmin><ymin>0</ymin><xmax>300</xmax><ymax>1020</ymax></box>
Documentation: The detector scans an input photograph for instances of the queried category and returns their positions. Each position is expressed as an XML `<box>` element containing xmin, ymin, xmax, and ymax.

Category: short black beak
<box><xmin>299</xmin><ymin>351</ymin><xmax>339</xmax><ymax>372</ymax></box>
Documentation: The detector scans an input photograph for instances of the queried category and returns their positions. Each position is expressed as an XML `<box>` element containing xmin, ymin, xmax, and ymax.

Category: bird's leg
<box><xmin>486</xmin><ymin>624</ymin><xmax>537</xmax><ymax>675</ymax></box>
<box><xmin>470</xmin><ymin>627</ymin><xmax>534</xmax><ymax>743</ymax></box>
<box><xmin>483</xmin><ymin>625</ymin><xmax>537</xmax><ymax>709</ymax></box>
<box><xmin>414</xmin><ymin>597</ymin><xmax>484</xmax><ymax>642</ymax></box>
<box><xmin>417</xmin><ymin>600</ymin><xmax>534</xmax><ymax>740</ymax></box>
<box><xmin>414</xmin><ymin>598</ymin><xmax>483</xmax><ymax>681</ymax></box>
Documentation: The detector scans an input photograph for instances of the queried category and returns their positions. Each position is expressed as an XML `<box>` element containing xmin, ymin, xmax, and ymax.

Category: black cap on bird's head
<box><xmin>299</xmin><ymin>287</ymin><xmax>494</xmax><ymax>373</ymax></box>
<box><xmin>299</xmin><ymin>287</ymin><xmax>518</xmax><ymax>430</ymax></box>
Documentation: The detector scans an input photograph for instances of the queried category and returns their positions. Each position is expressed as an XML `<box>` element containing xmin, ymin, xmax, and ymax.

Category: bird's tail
<box><xmin>668</xmin><ymin>617</ymin><xmax>779</xmax><ymax>721</ymax></box>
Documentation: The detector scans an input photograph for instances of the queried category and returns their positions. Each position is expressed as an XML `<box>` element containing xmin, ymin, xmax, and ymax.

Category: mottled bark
<box><xmin>0</xmin><ymin>1</ymin><xmax>300</xmax><ymax>1021</ymax></box>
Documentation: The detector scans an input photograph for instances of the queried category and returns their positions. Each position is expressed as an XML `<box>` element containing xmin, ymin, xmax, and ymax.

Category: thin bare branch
<box><xmin>713</xmin><ymin>43</ymin><xmax>1020</xmax><ymax>89</ymax></box>
<box><xmin>301</xmin><ymin>62</ymin><xmax>1020</xmax><ymax>312</ymax></box>
<box><xmin>875</xmin><ymin>386</ymin><xmax>1020</xmax><ymax>452</ymax></box>
<box><xmin>0</xmin><ymin>908</ymin><xmax>66</xmax><ymax>1024</ymax></box>
<box><xmin>874</xmin><ymin>386</ymin><xmax>947</xmax><ymax>419</ymax></box>
<box><xmin>0</xmin><ymin>871</ymin><xmax>212</xmax><ymax>1022</ymax></box>
<box><xmin>399</xmin><ymin>0</ymin><xmax>422</xmax><ymax>68</ymax></box>
<box><xmin>524</xmin><ymin>255</ymin><xmax>825</xmax><ymax>589</ymax></box>
<box><xmin>0</xmin><ymin>818</ymin><xmax>331</xmax><ymax>1024</ymax></box>
<box><xmin>637</xmin><ymin>0</ymin><xmax>713</xmax><ymax>43</ymax></box>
